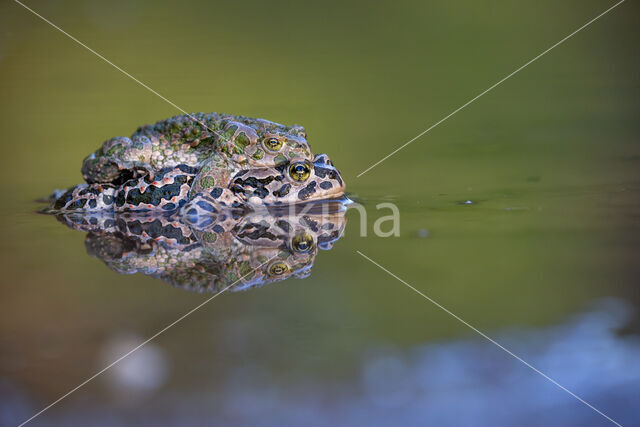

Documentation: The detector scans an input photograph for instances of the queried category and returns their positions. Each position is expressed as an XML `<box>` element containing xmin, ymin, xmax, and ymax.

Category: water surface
<box><xmin>1</xmin><ymin>0</ymin><xmax>639</xmax><ymax>425</ymax></box>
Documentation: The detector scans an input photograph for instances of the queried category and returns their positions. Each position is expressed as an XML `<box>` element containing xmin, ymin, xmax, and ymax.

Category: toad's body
<box><xmin>48</xmin><ymin>113</ymin><xmax>345</xmax><ymax>214</ymax></box>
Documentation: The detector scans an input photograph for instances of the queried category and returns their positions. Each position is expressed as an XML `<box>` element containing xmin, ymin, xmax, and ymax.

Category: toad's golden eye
<box><xmin>291</xmin><ymin>232</ymin><xmax>314</xmax><ymax>253</ymax></box>
<box><xmin>263</xmin><ymin>137</ymin><xmax>283</xmax><ymax>151</ymax></box>
<box><xmin>268</xmin><ymin>262</ymin><xmax>289</xmax><ymax>276</ymax></box>
<box><xmin>288</xmin><ymin>161</ymin><xmax>311</xmax><ymax>182</ymax></box>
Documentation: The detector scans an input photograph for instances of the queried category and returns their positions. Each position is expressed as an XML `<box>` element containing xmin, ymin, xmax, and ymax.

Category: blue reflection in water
<box><xmin>356</xmin><ymin>298</ymin><xmax>640</xmax><ymax>426</ymax></box>
<box><xmin>223</xmin><ymin>298</ymin><xmax>639</xmax><ymax>426</ymax></box>
<box><xmin>3</xmin><ymin>299</ymin><xmax>639</xmax><ymax>426</ymax></box>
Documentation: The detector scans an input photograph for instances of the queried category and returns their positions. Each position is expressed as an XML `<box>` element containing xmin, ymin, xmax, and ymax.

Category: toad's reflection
<box><xmin>52</xmin><ymin>202</ymin><xmax>347</xmax><ymax>293</ymax></box>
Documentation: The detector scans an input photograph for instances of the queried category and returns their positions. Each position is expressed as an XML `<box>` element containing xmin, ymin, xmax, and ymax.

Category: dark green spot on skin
<box><xmin>105</xmin><ymin>145</ymin><xmax>124</xmax><ymax>156</ymax></box>
<box><xmin>202</xmin><ymin>232</ymin><xmax>217</xmax><ymax>242</ymax></box>
<box><xmin>236</xmin><ymin>132</ymin><xmax>250</xmax><ymax>148</ymax></box>
<box><xmin>274</xmin><ymin>154</ymin><xmax>288</xmax><ymax>165</ymax></box>
<box><xmin>238</xmin><ymin>261</ymin><xmax>253</xmax><ymax>278</ymax></box>
<box><xmin>253</xmin><ymin>149</ymin><xmax>264</xmax><ymax>160</ymax></box>
<box><xmin>200</xmin><ymin>176</ymin><xmax>215</xmax><ymax>188</ymax></box>
<box><xmin>222</xmin><ymin>125</ymin><xmax>238</xmax><ymax>141</ymax></box>
<box><xmin>199</xmin><ymin>136</ymin><xmax>214</xmax><ymax>146</ymax></box>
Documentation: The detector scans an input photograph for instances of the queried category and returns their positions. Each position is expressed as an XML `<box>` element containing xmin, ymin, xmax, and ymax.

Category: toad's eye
<box><xmin>263</xmin><ymin>137</ymin><xmax>283</xmax><ymax>151</ymax></box>
<box><xmin>291</xmin><ymin>232</ymin><xmax>314</xmax><ymax>253</ymax></box>
<box><xmin>288</xmin><ymin>161</ymin><xmax>311</xmax><ymax>182</ymax></box>
<box><xmin>268</xmin><ymin>262</ymin><xmax>289</xmax><ymax>276</ymax></box>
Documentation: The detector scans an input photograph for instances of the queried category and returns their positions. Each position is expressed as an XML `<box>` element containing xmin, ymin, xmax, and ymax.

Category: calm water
<box><xmin>1</xmin><ymin>0</ymin><xmax>639</xmax><ymax>426</ymax></box>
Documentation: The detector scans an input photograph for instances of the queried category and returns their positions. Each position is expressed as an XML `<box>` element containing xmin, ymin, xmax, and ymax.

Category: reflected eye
<box><xmin>268</xmin><ymin>262</ymin><xmax>289</xmax><ymax>276</ymax></box>
<box><xmin>263</xmin><ymin>137</ymin><xmax>283</xmax><ymax>151</ymax></box>
<box><xmin>291</xmin><ymin>232</ymin><xmax>314</xmax><ymax>253</ymax></box>
<box><xmin>288</xmin><ymin>161</ymin><xmax>311</xmax><ymax>182</ymax></box>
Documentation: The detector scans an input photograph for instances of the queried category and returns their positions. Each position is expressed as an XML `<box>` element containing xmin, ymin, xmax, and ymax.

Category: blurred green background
<box><xmin>0</xmin><ymin>0</ymin><xmax>638</xmax><ymax>425</ymax></box>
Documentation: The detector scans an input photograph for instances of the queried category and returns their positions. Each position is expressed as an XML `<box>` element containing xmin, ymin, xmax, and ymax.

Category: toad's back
<box><xmin>81</xmin><ymin>112</ymin><xmax>313</xmax><ymax>184</ymax></box>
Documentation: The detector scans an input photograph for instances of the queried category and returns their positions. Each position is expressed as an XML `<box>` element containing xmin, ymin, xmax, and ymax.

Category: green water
<box><xmin>1</xmin><ymin>0</ymin><xmax>638</xmax><ymax>425</ymax></box>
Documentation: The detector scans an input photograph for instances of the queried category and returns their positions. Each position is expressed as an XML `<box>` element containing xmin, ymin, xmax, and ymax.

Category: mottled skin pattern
<box><xmin>53</xmin><ymin>207</ymin><xmax>346</xmax><ymax>293</ymax></box>
<box><xmin>185</xmin><ymin>154</ymin><xmax>344</xmax><ymax>211</ymax></box>
<box><xmin>51</xmin><ymin>154</ymin><xmax>344</xmax><ymax>213</ymax></box>
<box><xmin>53</xmin><ymin>165</ymin><xmax>196</xmax><ymax>213</ymax></box>
<box><xmin>81</xmin><ymin>112</ymin><xmax>312</xmax><ymax>184</ymax></box>
<box><xmin>48</xmin><ymin>113</ymin><xmax>345</xmax><ymax>214</ymax></box>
